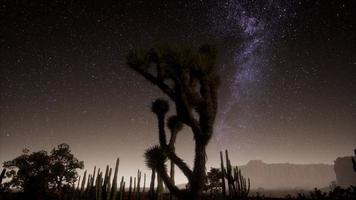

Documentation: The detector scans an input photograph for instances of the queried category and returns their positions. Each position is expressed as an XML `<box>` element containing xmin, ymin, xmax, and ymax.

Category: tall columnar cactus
<box><xmin>107</xmin><ymin>168</ymin><xmax>112</xmax><ymax>200</ymax></box>
<box><xmin>128</xmin><ymin>44</ymin><xmax>220</xmax><ymax>200</ymax></box>
<box><xmin>81</xmin><ymin>170</ymin><xmax>87</xmax><ymax>195</ymax></box>
<box><xmin>220</xmin><ymin>152</ymin><xmax>226</xmax><ymax>198</ymax></box>
<box><xmin>136</xmin><ymin>170</ymin><xmax>142</xmax><ymax>200</ymax></box>
<box><xmin>220</xmin><ymin>150</ymin><xmax>250</xmax><ymax>200</ymax></box>
<box><xmin>96</xmin><ymin>171</ymin><xmax>103</xmax><ymax>200</ymax></box>
<box><xmin>128</xmin><ymin>176</ymin><xmax>133</xmax><ymax>200</ymax></box>
<box><xmin>143</xmin><ymin>173</ymin><xmax>146</xmax><ymax>193</ymax></box>
<box><xmin>119</xmin><ymin>177</ymin><xmax>125</xmax><ymax>200</ymax></box>
<box><xmin>102</xmin><ymin>165</ymin><xmax>110</xmax><ymax>200</ymax></box>
<box><xmin>110</xmin><ymin>158</ymin><xmax>120</xmax><ymax>200</ymax></box>
<box><xmin>133</xmin><ymin>177</ymin><xmax>137</xmax><ymax>196</ymax></box>
<box><xmin>86</xmin><ymin>174</ymin><xmax>91</xmax><ymax>197</ymax></box>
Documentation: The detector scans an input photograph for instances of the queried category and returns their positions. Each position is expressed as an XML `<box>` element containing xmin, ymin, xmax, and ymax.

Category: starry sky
<box><xmin>1</xmin><ymin>0</ymin><xmax>355</xmax><ymax>184</ymax></box>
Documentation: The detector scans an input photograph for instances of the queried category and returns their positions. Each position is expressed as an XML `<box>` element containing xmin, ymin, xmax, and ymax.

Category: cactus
<box><xmin>86</xmin><ymin>174</ymin><xmax>91</xmax><ymax>197</ymax></box>
<box><xmin>141</xmin><ymin>173</ymin><xmax>146</xmax><ymax>200</ymax></box>
<box><xmin>220</xmin><ymin>150</ymin><xmax>250</xmax><ymax>200</ymax></box>
<box><xmin>75</xmin><ymin>176</ymin><xmax>81</xmax><ymax>200</ymax></box>
<box><xmin>110</xmin><ymin>158</ymin><xmax>120</xmax><ymax>200</ymax></box>
<box><xmin>143</xmin><ymin>173</ymin><xmax>146</xmax><ymax>193</ymax></box>
<box><xmin>220</xmin><ymin>152</ymin><xmax>227</xmax><ymax>198</ymax></box>
<box><xmin>106</xmin><ymin>168</ymin><xmax>112</xmax><ymax>200</ymax></box>
<box><xmin>102</xmin><ymin>165</ymin><xmax>110</xmax><ymax>200</ymax></box>
<box><xmin>136</xmin><ymin>170</ymin><xmax>142</xmax><ymax>200</ymax></box>
<box><xmin>128</xmin><ymin>176</ymin><xmax>133</xmax><ymax>200</ymax></box>
<box><xmin>97</xmin><ymin>172</ymin><xmax>103</xmax><ymax>200</ymax></box>
<box><xmin>119</xmin><ymin>177</ymin><xmax>125</xmax><ymax>200</ymax></box>
<box><xmin>133</xmin><ymin>177</ymin><xmax>137</xmax><ymax>195</ymax></box>
<box><xmin>81</xmin><ymin>170</ymin><xmax>87</xmax><ymax>195</ymax></box>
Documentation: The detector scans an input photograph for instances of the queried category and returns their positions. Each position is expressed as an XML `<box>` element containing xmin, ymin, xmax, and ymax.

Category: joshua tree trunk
<box><xmin>170</xmin><ymin>157</ymin><xmax>175</xmax><ymax>200</ymax></box>
<box><xmin>149</xmin><ymin>169</ymin><xmax>156</xmax><ymax>200</ymax></box>
<box><xmin>191</xmin><ymin>142</ymin><xmax>207</xmax><ymax>200</ymax></box>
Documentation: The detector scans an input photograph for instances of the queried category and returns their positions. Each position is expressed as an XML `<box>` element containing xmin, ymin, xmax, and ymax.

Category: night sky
<box><xmin>1</xmin><ymin>0</ymin><xmax>355</xmax><ymax>184</ymax></box>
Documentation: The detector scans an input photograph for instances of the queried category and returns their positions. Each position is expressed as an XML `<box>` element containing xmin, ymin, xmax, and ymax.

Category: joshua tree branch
<box><xmin>158</xmin><ymin>115</ymin><xmax>167</xmax><ymax>147</ymax></box>
<box><xmin>162</xmin><ymin>145</ymin><xmax>193</xmax><ymax>180</ymax></box>
<box><xmin>134</xmin><ymin>68</ymin><xmax>176</xmax><ymax>101</ymax></box>
<box><xmin>156</xmin><ymin>164</ymin><xmax>188</xmax><ymax>199</ymax></box>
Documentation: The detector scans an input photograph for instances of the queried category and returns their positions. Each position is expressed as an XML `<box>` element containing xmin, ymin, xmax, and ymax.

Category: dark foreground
<box><xmin>1</xmin><ymin>186</ymin><xmax>355</xmax><ymax>200</ymax></box>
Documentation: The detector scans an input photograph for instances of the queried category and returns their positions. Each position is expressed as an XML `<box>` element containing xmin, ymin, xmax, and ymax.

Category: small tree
<box><xmin>50</xmin><ymin>143</ymin><xmax>84</xmax><ymax>193</ymax></box>
<box><xmin>205</xmin><ymin>168</ymin><xmax>222</xmax><ymax>194</ymax></box>
<box><xmin>3</xmin><ymin>143</ymin><xmax>83</xmax><ymax>198</ymax></box>
<box><xmin>3</xmin><ymin>149</ymin><xmax>51</xmax><ymax>198</ymax></box>
<box><xmin>128</xmin><ymin>44</ymin><xmax>220</xmax><ymax>200</ymax></box>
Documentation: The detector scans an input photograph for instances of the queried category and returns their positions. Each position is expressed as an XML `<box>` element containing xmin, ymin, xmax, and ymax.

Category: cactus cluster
<box><xmin>73</xmin><ymin>158</ymin><xmax>147</xmax><ymax>200</ymax></box>
<box><xmin>220</xmin><ymin>150</ymin><xmax>250</xmax><ymax>200</ymax></box>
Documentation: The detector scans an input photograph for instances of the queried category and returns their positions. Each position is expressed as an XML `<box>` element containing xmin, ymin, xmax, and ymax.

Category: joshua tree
<box><xmin>128</xmin><ymin>44</ymin><xmax>220</xmax><ymax>200</ymax></box>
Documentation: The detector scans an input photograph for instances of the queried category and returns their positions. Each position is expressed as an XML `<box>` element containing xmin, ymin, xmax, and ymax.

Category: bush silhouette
<box><xmin>3</xmin><ymin>143</ymin><xmax>83</xmax><ymax>199</ymax></box>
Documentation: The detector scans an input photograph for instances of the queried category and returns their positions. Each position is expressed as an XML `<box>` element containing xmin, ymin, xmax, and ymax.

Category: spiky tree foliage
<box><xmin>145</xmin><ymin>145</ymin><xmax>168</xmax><ymax>200</ymax></box>
<box><xmin>128</xmin><ymin>44</ymin><xmax>220</xmax><ymax>200</ymax></box>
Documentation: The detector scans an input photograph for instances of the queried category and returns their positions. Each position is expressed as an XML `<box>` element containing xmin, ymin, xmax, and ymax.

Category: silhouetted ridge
<box><xmin>238</xmin><ymin>161</ymin><xmax>334</xmax><ymax>189</ymax></box>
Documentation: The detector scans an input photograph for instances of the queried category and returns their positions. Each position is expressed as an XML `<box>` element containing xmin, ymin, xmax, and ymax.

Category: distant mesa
<box><xmin>334</xmin><ymin>156</ymin><xmax>356</xmax><ymax>188</ymax></box>
<box><xmin>238</xmin><ymin>160</ymin><xmax>335</xmax><ymax>189</ymax></box>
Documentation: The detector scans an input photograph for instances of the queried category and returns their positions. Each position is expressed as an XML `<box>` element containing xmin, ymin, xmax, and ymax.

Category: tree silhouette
<box><xmin>128</xmin><ymin>44</ymin><xmax>220</xmax><ymax>200</ymax></box>
<box><xmin>205</xmin><ymin>168</ymin><xmax>222</xmax><ymax>194</ymax></box>
<box><xmin>3</xmin><ymin>143</ymin><xmax>83</xmax><ymax>199</ymax></box>
<box><xmin>50</xmin><ymin>143</ymin><xmax>84</xmax><ymax>194</ymax></box>
<box><xmin>3</xmin><ymin>149</ymin><xmax>51</xmax><ymax>199</ymax></box>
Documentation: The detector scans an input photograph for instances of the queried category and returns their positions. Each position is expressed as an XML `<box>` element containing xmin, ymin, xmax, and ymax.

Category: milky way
<box><xmin>209</xmin><ymin>0</ymin><xmax>297</xmax><ymax>144</ymax></box>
